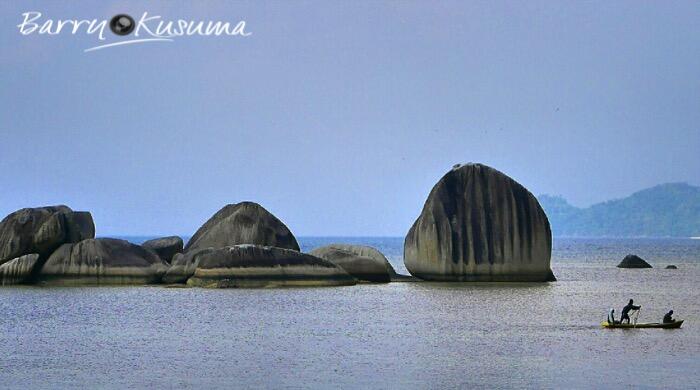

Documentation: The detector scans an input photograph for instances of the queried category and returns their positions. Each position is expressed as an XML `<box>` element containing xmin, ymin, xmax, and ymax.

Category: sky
<box><xmin>1</xmin><ymin>1</ymin><xmax>699</xmax><ymax>236</ymax></box>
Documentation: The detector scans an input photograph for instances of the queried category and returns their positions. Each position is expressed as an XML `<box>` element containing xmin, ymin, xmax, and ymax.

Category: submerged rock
<box><xmin>185</xmin><ymin>202</ymin><xmax>299</xmax><ymax>252</ymax></box>
<box><xmin>187</xmin><ymin>245</ymin><xmax>356</xmax><ymax>288</ymax></box>
<box><xmin>0</xmin><ymin>254</ymin><xmax>40</xmax><ymax>285</ymax></box>
<box><xmin>404</xmin><ymin>163</ymin><xmax>555</xmax><ymax>282</ymax></box>
<box><xmin>617</xmin><ymin>254</ymin><xmax>653</xmax><ymax>269</ymax></box>
<box><xmin>38</xmin><ymin>238</ymin><xmax>168</xmax><ymax>285</ymax></box>
<box><xmin>0</xmin><ymin>206</ymin><xmax>95</xmax><ymax>266</ymax></box>
<box><xmin>665</xmin><ymin>265</ymin><xmax>678</xmax><ymax>269</ymax></box>
<box><xmin>310</xmin><ymin>246</ymin><xmax>392</xmax><ymax>283</ymax></box>
<box><xmin>142</xmin><ymin>236</ymin><xmax>183</xmax><ymax>263</ymax></box>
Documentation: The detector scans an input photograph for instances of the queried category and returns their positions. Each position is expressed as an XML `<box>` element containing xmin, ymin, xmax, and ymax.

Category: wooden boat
<box><xmin>601</xmin><ymin>320</ymin><xmax>683</xmax><ymax>329</ymax></box>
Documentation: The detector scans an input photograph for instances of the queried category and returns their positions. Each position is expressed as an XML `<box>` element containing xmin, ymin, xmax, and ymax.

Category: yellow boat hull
<box><xmin>602</xmin><ymin>320</ymin><xmax>683</xmax><ymax>329</ymax></box>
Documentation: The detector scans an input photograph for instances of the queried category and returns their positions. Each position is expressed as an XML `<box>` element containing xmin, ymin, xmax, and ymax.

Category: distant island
<box><xmin>538</xmin><ymin>183</ymin><xmax>700</xmax><ymax>238</ymax></box>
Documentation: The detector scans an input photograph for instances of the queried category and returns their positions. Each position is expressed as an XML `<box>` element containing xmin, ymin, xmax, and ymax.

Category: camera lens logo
<box><xmin>109</xmin><ymin>14</ymin><xmax>135</xmax><ymax>36</ymax></box>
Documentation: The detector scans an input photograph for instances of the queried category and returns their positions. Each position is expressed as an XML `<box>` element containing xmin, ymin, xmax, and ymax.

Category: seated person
<box><xmin>663</xmin><ymin>310</ymin><xmax>674</xmax><ymax>323</ymax></box>
<box><xmin>608</xmin><ymin>308</ymin><xmax>617</xmax><ymax>324</ymax></box>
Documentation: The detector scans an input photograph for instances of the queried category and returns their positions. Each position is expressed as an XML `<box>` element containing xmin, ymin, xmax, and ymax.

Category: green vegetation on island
<box><xmin>538</xmin><ymin>183</ymin><xmax>700</xmax><ymax>237</ymax></box>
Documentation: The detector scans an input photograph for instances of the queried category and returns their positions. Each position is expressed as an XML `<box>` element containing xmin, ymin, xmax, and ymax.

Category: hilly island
<box><xmin>538</xmin><ymin>182</ymin><xmax>700</xmax><ymax>238</ymax></box>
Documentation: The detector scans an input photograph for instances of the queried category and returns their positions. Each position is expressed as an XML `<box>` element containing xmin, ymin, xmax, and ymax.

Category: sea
<box><xmin>1</xmin><ymin>237</ymin><xmax>699</xmax><ymax>389</ymax></box>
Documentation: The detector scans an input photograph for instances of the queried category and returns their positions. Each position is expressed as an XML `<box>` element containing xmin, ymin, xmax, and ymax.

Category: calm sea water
<box><xmin>1</xmin><ymin>237</ymin><xmax>699</xmax><ymax>389</ymax></box>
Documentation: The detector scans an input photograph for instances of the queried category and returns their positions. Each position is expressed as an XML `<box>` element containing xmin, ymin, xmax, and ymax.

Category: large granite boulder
<box><xmin>0</xmin><ymin>254</ymin><xmax>40</xmax><ymax>285</ymax></box>
<box><xmin>310</xmin><ymin>245</ymin><xmax>392</xmax><ymax>283</ymax></box>
<box><xmin>185</xmin><ymin>202</ymin><xmax>299</xmax><ymax>252</ymax></box>
<box><xmin>0</xmin><ymin>206</ymin><xmax>95</xmax><ymax>266</ymax></box>
<box><xmin>142</xmin><ymin>236</ymin><xmax>183</xmax><ymax>263</ymax></box>
<box><xmin>187</xmin><ymin>245</ymin><xmax>356</xmax><ymax>288</ymax></box>
<box><xmin>404</xmin><ymin>163</ymin><xmax>555</xmax><ymax>282</ymax></box>
<box><xmin>37</xmin><ymin>238</ymin><xmax>168</xmax><ymax>285</ymax></box>
<box><xmin>617</xmin><ymin>254</ymin><xmax>652</xmax><ymax>268</ymax></box>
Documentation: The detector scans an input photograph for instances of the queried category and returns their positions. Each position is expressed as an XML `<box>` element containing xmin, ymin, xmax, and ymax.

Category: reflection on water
<box><xmin>0</xmin><ymin>238</ymin><xmax>698</xmax><ymax>389</ymax></box>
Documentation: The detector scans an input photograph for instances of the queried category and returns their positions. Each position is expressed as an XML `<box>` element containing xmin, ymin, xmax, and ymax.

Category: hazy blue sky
<box><xmin>1</xmin><ymin>1</ymin><xmax>699</xmax><ymax>236</ymax></box>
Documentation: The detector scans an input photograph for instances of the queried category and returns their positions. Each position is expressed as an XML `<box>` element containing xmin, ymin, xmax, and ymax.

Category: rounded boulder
<box><xmin>187</xmin><ymin>245</ymin><xmax>356</xmax><ymax>288</ymax></box>
<box><xmin>310</xmin><ymin>245</ymin><xmax>392</xmax><ymax>283</ymax></box>
<box><xmin>0</xmin><ymin>254</ymin><xmax>40</xmax><ymax>285</ymax></box>
<box><xmin>185</xmin><ymin>202</ymin><xmax>299</xmax><ymax>252</ymax></box>
<box><xmin>38</xmin><ymin>238</ymin><xmax>168</xmax><ymax>285</ymax></box>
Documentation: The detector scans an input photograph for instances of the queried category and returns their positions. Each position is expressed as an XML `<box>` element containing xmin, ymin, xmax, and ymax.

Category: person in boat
<box><xmin>663</xmin><ymin>310</ymin><xmax>674</xmax><ymax>323</ymax></box>
<box><xmin>607</xmin><ymin>308</ymin><xmax>618</xmax><ymax>324</ymax></box>
<box><xmin>620</xmin><ymin>299</ymin><xmax>641</xmax><ymax>324</ymax></box>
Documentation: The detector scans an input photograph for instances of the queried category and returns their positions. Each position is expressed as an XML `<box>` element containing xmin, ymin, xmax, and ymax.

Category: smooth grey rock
<box><xmin>319</xmin><ymin>244</ymin><xmax>418</xmax><ymax>281</ymax></box>
<box><xmin>187</xmin><ymin>245</ymin><xmax>356</xmax><ymax>288</ymax></box>
<box><xmin>617</xmin><ymin>254</ymin><xmax>653</xmax><ymax>268</ymax></box>
<box><xmin>142</xmin><ymin>236</ymin><xmax>183</xmax><ymax>263</ymax></box>
<box><xmin>162</xmin><ymin>248</ymin><xmax>214</xmax><ymax>284</ymax></box>
<box><xmin>0</xmin><ymin>206</ymin><xmax>95</xmax><ymax>266</ymax></box>
<box><xmin>404</xmin><ymin>163</ymin><xmax>555</xmax><ymax>282</ymax></box>
<box><xmin>321</xmin><ymin>244</ymin><xmax>397</xmax><ymax>274</ymax></box>
<box><xmin>310</xmin><ymin>246</ymin><xmax>391</xmax><ymax>283</ymax></box>
<box><xmin>185</xmin><ymin>202</ymin><xmax>299</xmax><ymax>252</ymax></box>
<box><xmin>665</xmin><ymin>265</ymin><xmax>678</xmax><ymax>269</ymax></box>
<box><xmin>38</xmin><ymin>238</ymin><xmax>168</xmax><ymax>285</ymax></box>
<box><xmin>0</xmin><ymin>254</ymin><xmax>40</xmax><ymax>285</ymax></box>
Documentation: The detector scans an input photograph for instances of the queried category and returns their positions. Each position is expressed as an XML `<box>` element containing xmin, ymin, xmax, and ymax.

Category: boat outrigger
<box><xmin>602</xmin><ymin>320</ymin><xmax>684</xmax><ymax>329</ymax></box>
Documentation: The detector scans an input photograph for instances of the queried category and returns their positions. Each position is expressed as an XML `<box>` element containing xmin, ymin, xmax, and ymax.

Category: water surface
<box><xmin>0</xmin><ymin>238</ymin><xmax>698</xmax><ymax>389</ymax></box>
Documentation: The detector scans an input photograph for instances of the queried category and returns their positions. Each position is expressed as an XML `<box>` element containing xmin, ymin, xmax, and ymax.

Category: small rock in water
<box><xmin>617</xmin><ymin>254</ymin><xmax>653</xmax><ymax>268</ymax></box>
<box><xmin>665</xmin><ymin>265</ymin><xmax>678</xmax><ymax>269</ymax></box>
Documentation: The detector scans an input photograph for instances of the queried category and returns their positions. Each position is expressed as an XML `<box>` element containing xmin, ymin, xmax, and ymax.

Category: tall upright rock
<box><xmin>185</xmin><ymin>202</ymin><xmax>299</xmax><ymax>252</ymax></box>
<box><xmin>404</xmin><ymin>163</ymin><xmax>554</xmax><ymax>282</ymax></box>
<box><xmin>0</xmin><ymin>206</ymin><xmax>95</xmax><ymax>266</ymax></box>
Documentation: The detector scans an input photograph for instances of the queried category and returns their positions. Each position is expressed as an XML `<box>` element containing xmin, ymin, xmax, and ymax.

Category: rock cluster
<box><xmin>0</xmin><ymin>205</ymin><xmax>94</xmax><ymax>265</ymax></box>
<box><xmin>404</xmin><ymin>163</ymin><xmax>555</xmax><ymax>282</ymax></box>
<box><xmin>1</xmin><ymin>163</ymin><xmax>571</xmax><ymax>288</ymax></box>
<box><xmin>161</xmin><ymin>202</ymin><xmax>356</xmax><ymax>287</ymax></box>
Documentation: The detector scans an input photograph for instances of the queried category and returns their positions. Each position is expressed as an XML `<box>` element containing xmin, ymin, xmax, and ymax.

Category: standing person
<box><xmin>620</xmin><ymin>299</ymin><xmax>641</xmax><ymax>324</ymax></box>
